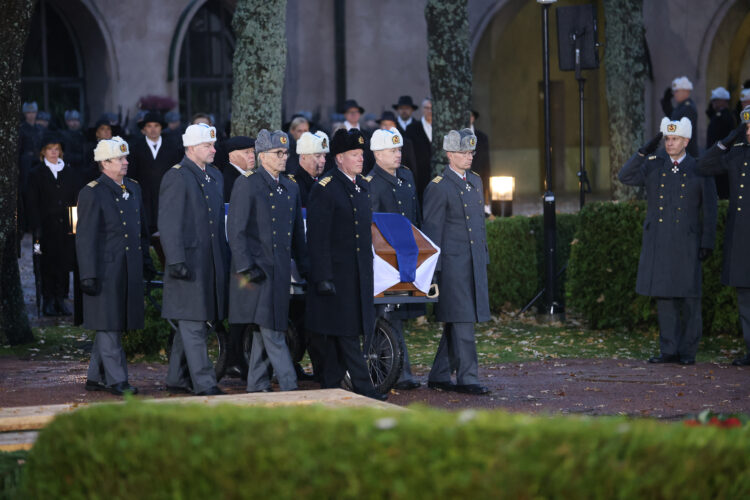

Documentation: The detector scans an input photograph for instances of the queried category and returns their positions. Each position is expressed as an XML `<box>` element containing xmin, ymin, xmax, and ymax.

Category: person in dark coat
<box><xmin>81</xmin><ymin>117</ymin><xmax>117</xmax><ymax>184</ymax></box>
<box><xmin>341</xmin><ymin>99</ymin><xmax>376</xmax><ymax>174</ymax></box>
<box><xmin>128</xmin><ymin>111</ymin><xmax>184</xmax><ymax>235</ymax></box>
<box><xmin>158</xmin><ymin>123</ymin><xmax>229</xmax><ymax>396</ymax></box>
<box><xmin>60</xmin><ymin>110</ymin><xmax>86</xmax><ymax>171</ymax></box>
<box><xmin>305</xmin><ymin>128</ymin><xmax>385</xmax><ymax>401</ymax></box>
<box><xmin>366</xmin><ymin>127</ymin><xmax>422</xmax><ymax>390</ymax></box>
<box><xmin>215</xmin><ymin>135</ymin><xmax>255</xmax><ymax>202</ymax></box>
<box><xmin>18</xmin><ymin>102</ymin><xmax>43</xmax><ymax>232</ymax></box>
<box><xmin>293</xmin><ymin>131</ymin><xmax>329</xmax><ymax>207</ymax></box>
<box><xmin>697</xmin><ymin>108</ymin><xmax>750</xmax><ymax>366</ymax></box>
<box><xmin>660</xmin><ymin>76</ymin><xmax>699</xmax><ymax>157</ymax></box>
<box><xmin>422</xmin><ymin>129</ymin><xmax>490</xmax><ymax>395</ymax></box>
<box><xmin>393</xmin><ymin>95</ymin><xmax>418</xmax><ymax>133</ymax></box>
<box><xmin>705</xmin><ymin>87</ymin><xmax>735</xmax><ymax>200</ymax></box>
<box><xmin>376</xmin><ymin>111</ymin><xmax>418</xmax><ymax>177</ymax></box>
<box><xmin>227</xmin><ymin>129</ymin><xmax>308</xmax><ymax>392</ymax></box>
<box><xmin>470</xmin><ymin>110</ymin><xmax>492</xmax><ymax>208</ymax></box>
<box><xmin>77</xmin><ymin>136</ymin><xmax>152</xmax><ymax>396</ymax></box>
<box><xmin>619</xmin><ymin>117</ymin><xmax>717</xmax><ymax>365</ymax></box>
<box><xmin>27</xmin><ymin>133</ymin><xmax>82</xmax><ymax>316</ymax></box>
<box><xmin>405</xmin><ymin>98</ymin><xmax>433</xmax><ymax>202</ymax></box>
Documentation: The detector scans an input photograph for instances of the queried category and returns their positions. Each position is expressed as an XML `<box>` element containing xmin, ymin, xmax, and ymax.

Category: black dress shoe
<box><xmin>454</xmin><ymin>384</ymin><xmax>490</xmax><ymax>395</ymax></box>
<box><xmin>225</xmin><ymin>365</ymin><xmax>244</xmax><ymax>379</ymax></box>
<box><xmin>648</xmin><ymin>354</ymin><xmax>680</xmax><ymax>364</ymax></box>
<box><xmin>197</xmin><ymin>386</ymin><xmax>226</xmax><ymax>396</ymax></box>
<box><xmin>109</xmin><ymin>382</ymin><xmax>138</xmax><ymax>396</ymax></box>
<box><xmin>54</xmin><ymin>297</ymin><xmax>72</xmax><ymax>316</ymax></box>
<box><xmin>166</xmin><ymin>385</ymin><xmax>193</xmax><ymax>394</ymax></box>
<box><xmin>679</xmin><ymin>357</ymin><xmax>695</xmax><ymax>365</ymax></box>
<box><xmin>363</xmin><ymin>391</ymin><xmax>388</xmax><ymax>401</ymax></box>
<box><xmin>732</xmin><ymin>355</ymin><xmax>750</xmax><ymax>366</ymax></box>
<box><xmin>393</xmin><ymin>380</ymin><xmax>421</xmax><ymax>390</ymax></box>
<box><xmin>42</xmin><ymin>299</ymin><xmax>58</xmax><ymax>317</ymax></box>
<box><xmin>85</xmin><ymin>379</ymin><xmax>107</xmax><ymax>391</ymax></box>
<box><xmin>427</xmin><ymin>380</ymin><xmax>456</xmax><ymax>391</ymax></box>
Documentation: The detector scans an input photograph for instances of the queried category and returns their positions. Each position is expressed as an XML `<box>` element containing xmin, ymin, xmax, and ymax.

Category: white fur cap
<box><xmin>659</xmin><ymin>117</ymin><xmax>692</xmax><ymax>139</ymax></box>
<box><xmin>296</xmin><ymin>131</ymin><xmax>330</xmax><ymax>154</ymax></box>
<box><xmin>370</xmin><ymin>127</ymin><xmax>404</xmax><ymax>151</ymax></box>
<box><xmin>94</xmin><ymin>136</ymin><xmax>129</xmax><ymax>162</ymax></box>
<box><xmin>740</xmin><ymin>88</ymin><xmax>750</xmax><ymax>101</ymax></box>
<box><xmin>182</xmin><ymin>123</ymin><xmax>217</xmax><ymax>147</ymax></box>
<box><xmin>710</xmin><ymin>87</ymin><xmax>730</xmax><ymax>100</ymax></box>
<box><xmin>671</xmin><ymin>76</ymin><xmax>693</xmax><ymax>91</ymax></box>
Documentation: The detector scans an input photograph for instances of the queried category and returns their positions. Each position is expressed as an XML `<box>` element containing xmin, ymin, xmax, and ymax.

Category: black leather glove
<box><xmin>699</xmin><ymin>248</ymin><xmax>713</xmax><ymax>262</ymax></box>
<box><xmin>705</xmin><ymin>104</ymin><xmax>716</xmax><ymax>119</ymax></box>
<box><xmin>168</xmin><ymin>262</ymin><xmax>191</xmax><ymax>280</ymax></box>
<box><xmin>316</xmin><ymin>280</ymin><xmax>336</xmax><ymax>296</ymax></box>
<box><xmin>638</xmin><ymin>133</ymin><xmax>663</xmax><ymax>156</ymax></box>
<box><xmin>143</xmin><ymin>260</ymin><xmax>157</xmax><ymax>281</ymax></box>
<box><xmin>721</xmin><ymin>123</ymin><xmax>747</xmax><ymax>147</ymax></box>
<box><xmin>660</xmin><ymin>87</ymin><xmax>673</xmax><ymax>115</ymax></box>
<box><xmin>80</xmin><ymin>278</ymin><xmax>99</xmax><ymax>296</ymax></box>
<box><xmin>244</xmin><ymin>265</ymin><xmax>266</xmax><ymax>284</ymax></box>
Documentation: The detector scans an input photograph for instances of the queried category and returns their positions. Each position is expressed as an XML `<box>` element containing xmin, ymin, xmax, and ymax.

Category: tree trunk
<box><xmin>0</xmin><ymin>0</ymin><xmax>35</xmax><ymax>345</ymax></box>
<box><xmin>603</xmin><ymin>0</ymin><xmax>647</xmax><ymax>201</ymax></box>
<box><xmin>230</xmin><ymin>0</ymin><xmax>287</xmax><ymax>136</ymax></box>
<box><xmin>425</xmin><ymin>0</ymin><xmax>472</xmax><ymax>177</ymax></box>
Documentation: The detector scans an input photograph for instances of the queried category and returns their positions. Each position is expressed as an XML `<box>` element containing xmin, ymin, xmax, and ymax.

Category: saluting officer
<box><xmin>227</xmin><ymin>129</ymin><xmax>308</xmax><ymax>392</ymax></box>
<box><xmin>305</xmin><ymin>128</ymin><xmax>385</xmax><ymax>401</ymax></box>
<box><xmin>76</xmin><ymin>136</ymin><xmax>152</xmax><ymax>396</ymax></box>
<box><xmin>293</xmin><ymin>131</ymin><xmax>329</xmax><ymax>207</ymax></box>
<box><xmin>423</xmin><ymin>129</ymin><xmax>490</xmax><ymax>395</ymax></box>
<box><xmin>619</xmin><ymin>117</ymin><xmax>717</xmax><ymax>365</ymax></box>
<box><xmin>697</xmin><ymin>107</ymin><xmax>750</xmax><ymax>366</ymax></box>
<box><xmin>158</xmin><ymin>123</ymin><xmax>228</xmax><ymax>396</ymax></box>
<box><xmin>366</xmin><ymin>127</ymin><xmax>422</xmax><ymax>390</ymax></box>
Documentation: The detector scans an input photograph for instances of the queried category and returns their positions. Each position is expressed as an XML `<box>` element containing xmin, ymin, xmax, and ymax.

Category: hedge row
<box><xmin>0</xmin><ymin>450</ymin><xmax>27</xmax><ymax>500</ymax></box>
<box><xmin>20</xmin><ymin>402</ymin><xmax>750</xmax><ymax>498</ymax></box>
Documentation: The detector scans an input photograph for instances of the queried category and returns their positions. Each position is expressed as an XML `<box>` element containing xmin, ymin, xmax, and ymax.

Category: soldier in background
<box><xmin>18</xmin><ymin>101</ymin><xmax>42</xmax><ymax>232</ymax></box>
<box><xmin>294</xmin><ymin>131</ymin><xmax>329</xmax><ymax>207</ymax></box>
<box><xmin>705</xmin><ymin>87</ymin><xmax>735</xmax><ymax>199</ymax></box>
<box><xmin>406</xmin><ymin>98</ymin><xmax>433</xmax><ymax>202</ymax></box>
<box><xmin>660</xmin><ymin>76</ymin><xmax>699</xmax><ymax>157</ymax></box>
<box><xmin>215</xmin><ymin>135</ymin><xmax>255</xmax><ymax>202</ymax></box>
<box><xmin>158</xmin><ymin>123</ymin><xmax>228</xmax><ymax>396</ymax></box>
<box><xmin>61</xmin><ymin>110</ymin><xmax>86</xmax><ymax>170</ymax></box>
<box><xmin>619</xmin><ymin>117</ymin><xmax>717</xmax><ymax>365</ymax></box>
<box><xmin>423</xmin><ymin>129</ymin><xmax>490</xmax><ymax>395</ymax></box>
<box><xmin>697</xmin><ymin>107</ymin><xmax>750</xmax><ymax>366</ymax></box>
<box><xmin>77</xmin><ymin>136</ymin><xmax>152</xmax><ymax>396</ymax></box>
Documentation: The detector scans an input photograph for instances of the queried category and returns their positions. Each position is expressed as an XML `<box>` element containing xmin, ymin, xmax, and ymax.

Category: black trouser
<box><xmin>41</xmin><ymin>254</ymin><xmax>69</xmax><ymax>299</ymax></box>
<box><xmin>655</xmin><ymin>297</ymin><xmax>702</xmax><ymax>359</ymax></box>
<box><xmin>309</xmin><ymin>334</ymin><xmax>375</xmax><ymax>394</ymax></box>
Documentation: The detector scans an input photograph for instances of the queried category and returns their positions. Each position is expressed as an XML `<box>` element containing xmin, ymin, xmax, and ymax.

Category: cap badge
<box><xmin>358</xmin><ymin>136</ymin><xmax>365</xmax><ymax>145</ymax></box>
<box><xmin>321</xmin><ymin>138</ymin><xmax>327</xmax><ymax>148</ymax></box>
<box><xmin>392</xmin><ymin>136</ymin><xmax>400</xmax><ymax>145</ymax></box>
<box><xmin>667</xmin><ymin>124</ymin><xmax>677</xmax><ymax>133</ymax></box>
<box><xmin>742</xmin><ymin>111</ymin><xmax>750</xmax><ymax>122</ymax></box>
<box><xmin>469</xmin><ymin>137</ymin><xmax>476</xmax><ymax>147</ymax></box>
<box><xmin>119</xmin><ymin>143</ymin><xmax>127</xmax><ymax>153</ymax></box>
<box><xmin>209</xmin><ymin>129</ymin><xmax>216</xmax><ymax>139</ymax></box>
<box><xmin>280</xmin><ymin>136</ymin><xmax>288</xmax><ymax>144</ymax></box>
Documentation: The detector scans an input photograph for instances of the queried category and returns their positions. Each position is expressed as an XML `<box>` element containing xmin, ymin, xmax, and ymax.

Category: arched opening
<box><xmin>178</xmin><ymin>0</ymin><xmax>235</xmax><ymax>132</ymax></box>
<box><xmin>704</xmin><ymin>1</ymin><xmax>750</xmax><ymax>100</ymax></box>
<box><xmin>21</xmin><ymin>0</ymin><xmax>85</xmax><ymax>127</ymax></box>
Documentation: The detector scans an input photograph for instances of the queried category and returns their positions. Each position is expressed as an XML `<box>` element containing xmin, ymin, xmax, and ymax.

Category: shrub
<box><xmin>529</xmin><ymin>212</ymin><xmax>580</xmax><ymax>310</ymax></box>
<box><xmin>485</xmin><ymin>216</ymin><xmax>537</xmax><ymax>311</ymax></box>
<box><xmin>21</xmin><ymin>402</ymin><xmax>750</xmax><ymax>499</ymax></box>
<box><xmin>0</xmin><ymin>450</ymin><xmax>27</xmax><ymax>500</ymax></box>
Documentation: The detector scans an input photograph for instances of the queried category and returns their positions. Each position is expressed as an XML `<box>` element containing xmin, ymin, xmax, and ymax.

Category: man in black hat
<box><xmin>128</xmin><ymin>111</ymin><xmax>184</xmax><ymax>235</ymax></box>
<box><xmin>341</xmin><ymin>99</ymin><xmax>375</xmax><ymax>174</ymax></box>
<box><xmin>215</xmin><ymin>136</ymin><xmax>255</xmax><ymax>202</ymax></box>
<box><xmin>406</xmin><ymin>98</ymin><xmax>433</xmax><ymax>202</ymax></box>
<box><xmin>305</xmin><ymin>128</ymin><xmax>385</xmax><ymax>401</ymax></box>
<box><xmin>393</xmin><ymin>95</ymin><xmax>419</xmax><ymax>132</ymax></box>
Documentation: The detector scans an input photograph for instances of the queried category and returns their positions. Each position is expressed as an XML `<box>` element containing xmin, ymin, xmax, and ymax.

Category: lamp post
<box><xmin>490</xmin><ymin>176</ymin><xmax>514</xmax><ymax>216</ymax></box>
<box><xmin>538</xmin><ymin>0</ymin><xmax>563</xmax><ymax>321</ymax></box>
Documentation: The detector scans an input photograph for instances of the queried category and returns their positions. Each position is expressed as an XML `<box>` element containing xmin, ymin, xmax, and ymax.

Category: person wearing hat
<box><xmin>163</xmin><ymin>111</ymin><xmax>184</xmax><ymax>139</ymax></box>
<box><xmin>227</xmin><ymin>129</ymin><xmax>307</xmax><ymax>393</ymax></box>
<box><xmin>393</xmin><ymin>95</ymin><xmax>419</xmax><ymax>132</ymax></box>
<box><xmin>81</xmin><ymin>117</ymin><xmax>117</xmax><ymax>184</ymax></box>
<box><xmin>697</xmin><ymin>107</ymin><xmax>750</xmax><ymax>366</ymax></box>
<box><xmin>342</xmin><ymin>99</ymin><xmax>366</xmax><ymax>133</ymax></box>
<box><xmin>76</xmin><ymin>136</ymin><xmax>152</xmax><ymax>396</ymax></box>
<box><xmin>35</xmin><ymin>111</ymin><xmax>50</xmax><ymax>130</ymax></box>
<box><xmin>366</xmin><ymin>127</ymin><xmax>422</xmax><ymax>390</ymax></box>
<box><xmin>660</xmin><ymin>77</ymin><xmax>699</xmax><ymax>157</ymax></box>
<box><xmin>376</xmin><ymin>111</ymin><xmax>418</xmax><ymax>176</ymax></box>
<box><xmin>405</xmin><ymin>98</ymin><xmax>433</xmax><ymax>203</ymax></box>
<box><xmin>158</xmin><ymin>123</ymin><xmax>228</xmax><ymax>396</ymax></box>
<box><xmin>61</xmin><ymin>110</ymin><xmax>86</xmax><ymax>171</ymax></box>
<box><xmin>27</xmin><ymin>133</ymin><xmax>83</xmax><ymax>316</ymax></box>
<box><xmin>619</xmin><ymin>117</ymin><xmax>717</xmax><ymax>365</ymax></box>
<box><xmin>129</xmin><ymin>111</ymin><xmax>184</xmax><ymax>235</ymax></box>
<box><xmin>215</xmin><ymin>135</ymin><xmax>255</xmax><ymax>202</ymax></box>
<box><xmin>18</xmin><ymin>101</ymin><xmax>43</xmax><ymax>229</ymax></box>
<box><xmin>422</xmin><ymin>129</ymin><xmax>490</xmax><ymax>395</ymax></box>
<box><xmin>705</xmin><ymin>87</ymin><xmax>735</xmax><ymax>199</ymax></box>
<box><xmin>294</xmin><ymin>131</ymin><xmax>329</xmax><ymax>207</ymax></box>
<box><xmin>305</xmin><ymin>128</ymin><xmax>385</xmax><ymax>401</ymax></box>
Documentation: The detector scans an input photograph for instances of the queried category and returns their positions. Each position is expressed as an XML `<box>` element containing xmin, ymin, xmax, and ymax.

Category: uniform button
<box><xmin>470</xmin><ymin>240</ymin><xmax>474</xmax><ymax>244</ymax></box>
<box><xmin>116</xmin><ymin>198</ymin><xmax>119</xmax><ymax>202</ymax></box>
<box><xmin>125</xmin><ymin>246</ymin><xmax>129</xmax><ymax>251</ymax></box>
<box><xmin>211</xmin><ymin>233</ymin><xmax>214</xmax><ymax>237</ymax></box>
<box><xmin>739</xmin><ymin>207</ymin><xmax>743</xmax><ymax>212</ymax></box>
<box><xmin>137</xmin><ymin>221</ymin><xmax>140</xmax><ymax>224</ymax></box>
<box><xmin>659</xmin><ymin>207</ymin><xmax>663</xmax><ymax>211</ymax></box>
<box><xmin>680</xmin><ymin>195</ymin><xmax>683</xmax><ymax>199</ymax></box>
<box><xmin>209</xmin><ymin>220</ymin><xmax>213</xmax><ymax>224</ymax></box>
<box><xmin>677</xmin><ymin>207</ymin><xmax>681</xmax><ymax>211</ymax></box>
<box><xmin>355</xmin><ymin>221</ymin><xmax>358</xmax><ymax>225</ymax></box>
<box><xmin>208</xmin><ymin>208</ymin><xmax>212</xmax><ymax>212</ymax></box>
<box><xmin>270</xmin><ymin>193</ymin><xmax>273</xmax><ymax>197</ymax></box>
<box><xmin>272</xmin><ymin>205</ymin><xmax>275</xmax><ymax>209</ymax></box>
<box><xmin>201</xmin><ymin>184</ymin><xmax>205</xmax><ymax>187</ymax></box>
<box><xmin>124</xmin><ymin>234</ymin><xmax>128</xmax><ymax>238</ymax></box>
<box><xmin>273</xmin><ymin>244</ymin><xmax>277</xmax><ymax>248</ymax></box>
<box><xmin>659</xmin><ymin>218</ymin><xmax>663</xmax><ymax>222</ymax></box>
<box><xmin>660</xmin><ymin>184</ymin><xmax>664</xmax><ymax>187</ymax></box>
<box><xmin>273</xmin><ymin>231</ymin><xmax>276</xmax><ymax>234</ymax></box>
<box><xmin>356</xmin><ymin>234</ymin><xmax>359</xmax><ymax>238</ymax></box>
<box><xmin>676</xmin><ymin>219</ymin><xmax>680</xmax><ymax>223</ymax></box>
<box><xmin>398</xmin><ymin>201</ymin><xmax>401</xmax><ymax>204</ymax></box>
<box><xmin>681</xmin><ymin>184</ymin><xmax>685</xmax><ymax>187</ymax></box>
<box><xmin>468</xmin><ymin>228</ymin><xmax>472</xmax><ymax>232</ymax></box>
<box><xmin>272</xmin><ymin>218</ymin><xmax>276</xmax><ymax>222</ymax></box>
<box><xmin>353</xmin><ymin>208</ymin><xmax>357</xmax><ymax>212</ymax></box>
<box><xmin>740</xmin><ymin>196</ymin><xmax>743</xmax><ymax>200</ymax></box>
<box><xmin>205</xmin><ymin>196</ymin><xmax>209</xmax><ymax>199</ymax></box>
<box><xmin>120</xmin><ymin>210</ymin><xmax>124</xmax><ymax>214</ymax></box>
<box><xmin>356</xmin><ymin>247</ymin><xmax>360</xmax><ymax>251</ymax></box>
<box><xmin>350</xmin><ymin>194</ymin><xmax>353</xmax><ymax>198</ymax></box>
<box><xmin>138</xmin><ymin>246</ymin><xmax>141</xmax><ymax>250</ymax></box>
<box><xmin>662</xmin><ymin>173</ymin><xmax>666</xmax><ymax>177</ymax></box>
<box><xmin>464</xmin><ymin>204</ymin><xmax>467</xmax><ymax>207</ymax></box>
<box><xmin>287</xmin><ymin>232</ymin><xmax>291</xmax><ymax>236</ymax></box>
<box><xmin>659</xmin><ymin>195</ymin><xmax>663</xmax><ymax>199</ymax></box>
<box><xmin>742</xmin><ymin>185</ymin><xmax>745</xmax><ymax>188</ymax></box>
<box><xmin>123</xmin><ymin>222</ymin><xmax>127</xmax><ymax>225</ymax></box>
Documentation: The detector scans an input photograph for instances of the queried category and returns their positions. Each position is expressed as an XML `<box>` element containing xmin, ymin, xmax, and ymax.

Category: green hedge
<box><xmin>20</xmin><ymin>402</ymin><xmax>750</xmax><ymax>499</ymax></box>
<box><xmin>486</xmin><ymin>216</ymin><xmax>538</xmax><ymax>311</ymax></box>
<box><xmin>0</xmin><ymin>450</ymin><xmax>27</xmax><ymax>500</ymax></box>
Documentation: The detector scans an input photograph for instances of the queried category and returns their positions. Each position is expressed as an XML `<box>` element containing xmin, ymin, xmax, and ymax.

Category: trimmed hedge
<box><xmin>0</xmin><ymin>450</ymin><xmax>27</xmax><ymax>500</ymax></box>
<box><xmin>20</xmin><ymin>402</ymin><xmax>750</xmax><ymax>499</ymax></box>
<box><xmin>486</xmin><ymin>216</ymin><xmax>538</xmax><ymax>311</ymax></box>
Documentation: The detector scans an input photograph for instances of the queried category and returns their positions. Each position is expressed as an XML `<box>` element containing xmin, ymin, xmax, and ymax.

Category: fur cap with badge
<box><xmin>370</xmin><ymin>128</ymin><xmax>403</xmax><ymax>151</ymax></box>
<box><xmin>659</xmin><ymin>117</ymin><xmax>692</xmax><ymax>139</ymax></box>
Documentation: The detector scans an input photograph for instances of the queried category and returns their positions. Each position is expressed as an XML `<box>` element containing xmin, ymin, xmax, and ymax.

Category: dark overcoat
<box><xmin>76</xmin><ymin>175</ymin><xmax>150</xmax><ymax>331</ymax></box>
<box><xmin>305</xmin><ymin>168</ymin><xmax>374</xmax><ymax>337</ymax></box>
<box><xmin>422</xmin><ymin>167</ymin><xmax>490</xmax><ymax>323</ymax></box>
<box><xmin>291</xmin><ymin>167</ymin><xmax>316</xmax><ymax>208</ymax></box>
<box><xmin>158</xmin><ymin>157</ymin><xmax>229</xmax><ymax>321</ymax></box>
<box><xmin>227</xmin><ymin>167</ymin><xmax>308</xmax><ymax>330</ymax></box>
<box><xmin>405</xmin><ymin>120</ymin><xmax>432</xmax><ymax>201</ymax></box>
<box><xmin>697</xmin><ymin>141</ymin><xmax>750</xmax><ymax>287</ymax></box>
<box><xmin>619</xmin><ymin>150</ymin><xmax>717</xmax><ymax>297</ymax></box>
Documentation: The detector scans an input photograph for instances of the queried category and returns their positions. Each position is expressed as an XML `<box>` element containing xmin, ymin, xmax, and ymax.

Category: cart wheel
<box><xmin>241</xmin><ymin>320</ymin><xmax>304</xmax><ymax>371</ymax></box>
<box><xmin>343</xmin><ymin>317</ymin><xmax>404</xmax><ymax>394</ymax></box>
<box><xmin>167</xmin><ymin>325</ymin><xmax>229</xmax><ymax>382</ymax></box>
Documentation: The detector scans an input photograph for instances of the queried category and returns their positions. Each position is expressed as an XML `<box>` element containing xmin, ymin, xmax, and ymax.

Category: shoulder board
<box><xmin>86</xmin><ymin>180</ymin><xmax>98</xmax><ymax>188</ymax></box>
<box><xmin>287</xmin><ymin>174</ymin><xmax>296</xmax><ymax>183</ymax></box>
<box><xmin>364</xmin><ymin>175</ymin><xmax>373</xmax><ymax>182</ymax></box>
<box><xmin>172</xmin><ymin>164</ymin><xmax>182</xmax><ymax>169</ymax></box>
<box><xmin>648</xmin><ymin>155</ymin><xmax>657</xmax><ymax>160</ymax></box>
<box><xmin>243</xmin><ymin>170</ymin><xmax>254</xmax><ymax>177</ymax></box>
<box><xmin>733</xmin><ymin>143</ymin><xmax>744</xmax><ymax>147</ymax></box>
<box><xmin>127</xmin><ymin>178</ymin><xmax>138</xmax><ymax>184</ymax></box>
<box><xmin>318</xmin><ymin>177</ymin><xmax>331</xmax><ymax>187</ymax></box>
<box><xmin>467</xmin><ymin>170</ymin><xmax>479</xmax><ymax>177</ymax></box>
<box><xmin>431</xmin><ymin>176</ymin><xmax>443</xmax><ymax>184</ymax></box>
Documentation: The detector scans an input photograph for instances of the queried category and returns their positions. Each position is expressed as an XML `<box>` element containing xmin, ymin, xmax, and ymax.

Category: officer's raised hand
<box><xmin>243</xmin><ymin>265</ymin><xmax>266</xmax><ymax>284</ymax></box>
<box><xmin>316</xmin><ymin>280</ymin><xmax>336</xmax><ymax>296</ymax></box>
<box><xmin>699</xmin><ymin>248</ymin><xmax>713</xmax><ymax>261</ymax></box>
<box><xmin>638</xmin><ymin>132</ymin><xmax>663</xmax><ymax>156</ymax></box>
<box><xmin>80</xmin><ymin>278</ymin><xmax>99</xmax><ymax>296</ymax></box>
<box><xmin>721</xmin><ymin>123</ymin><xmax>748</xmax><ymax>147</ymax></box>
<box><xmin>168</xmin><ymin>262</ymin><xmax>191</xmax><ymax>280</ymax></box>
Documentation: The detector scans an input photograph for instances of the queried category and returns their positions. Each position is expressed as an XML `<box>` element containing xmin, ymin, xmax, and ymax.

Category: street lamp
<box><xmin>490</xmin><ymin>176</ymin><xmax>514</xmax><ymax>217</ymax></box>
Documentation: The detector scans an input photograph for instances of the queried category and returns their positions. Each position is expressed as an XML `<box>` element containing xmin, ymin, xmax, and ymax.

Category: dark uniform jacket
<box><xmin>61</xmin><ymin>129</ymin><xmax>86</xmax><ymax>171</ymax></box>
<box><xmin>18</xmin><ymin>122</ymin><xmax>42</xmax><ymax>189</ymax></box>
<box><xmin>129</xmin><ymin>135</ymin><xmax>184</xmax><ymax>234</ymax></box>
<box><xmin>619</xmin><ymin>150</ymin><xmax>717</xmax><ymax>297</ymax></box>
<box><xmin>705</xmin><ymin>109</ymin><xmax>735</xmax><ymax>200</ymax></box>
<box><xmin>367</xmin><ymin>163</ymin><xmax>423</xmax><ymax>319</ymax></box>
<box><xmin>405</xmin><ymin>120</ymin><xmax>432</xmax><ymax>202</ymax></box>
<box><xmin>305</xmin><ymin>168</ymin><xmax>374</xmax><ymax>337</ymax></box>
<box><xmin>671</xmin><ymin>99</ymin><xmax>699</xmax><ymax>157</ymax></box>
<box><xmin>227</xmin><ymin>167</ymin><xmax>308</xmax><ymax>331</ymax></box>
<box><xmin>422</xmin><ymin>167</ymin><xmax>490</xmax><ymax>323</ymax></box>
<box><xmin>292</xmin><ymin>167</ymin><xmax>317</xmax><ymax>208</ymax></box>
<box><xmin>697</xmin><ymin>141</ymin><xmax>750</xmax><ymax>287</ymax></box>
<box><xmin>158</xmin><ymin>156</ymin><xmax>229</xmax><ymax>322</ymax></box>
<box><xmin>76</xmin><ymin>175</ymin><xmax>150</xmax><ymax>331</ymax></box>
<box><xmin>221</xmin><ymin>163</ymin><xmax>243</xmax><ymax>202</ymax></box>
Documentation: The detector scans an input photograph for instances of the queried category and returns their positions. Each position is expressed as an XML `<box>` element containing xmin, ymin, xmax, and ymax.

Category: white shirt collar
<box><xmin>421</xmin><ymin>116</ymin><xmax>432</xmax><ymax>141</ymax></box>
<box><xmin>344</xmin><ymin>121</ymin><xmax>359</xmax><ymax>131</ymax></box>
<box><xmin>397</xmin><ymin>116</ymin><xmax>412</xmax><ymax>130</ymax></box>
<box><xmin>230</xmin><ymin>162</ymin><xmax>245</xmax><ymax>176</ymax></box>
<box><xmin>448</xmin><ymin>166</ymin><xmax>467</xmax><ymax>180</ymax></box>
<box><xmin>146</xmin><ymin>136</ymin><xmax>162</xmax><ymax>158</ymax></box>
<box><xmin>339</xmin><ymin>169</ymin><xmax>357</xmax><ymax>183</ymax></box>
<box><xmin>670</xmin><ymin>153</ymin><xmax>687</xmax><ymax>164</ymax></box>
